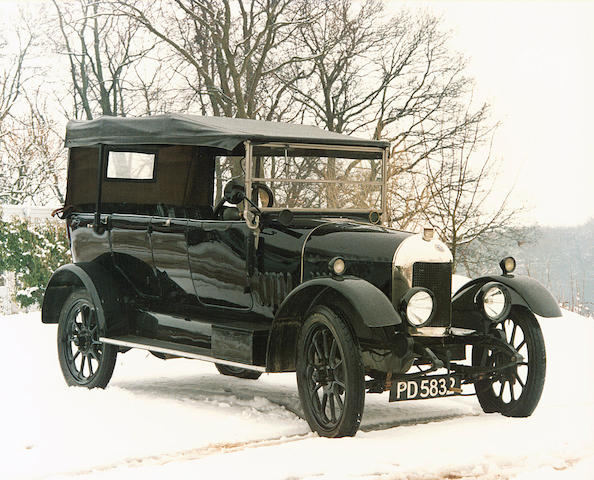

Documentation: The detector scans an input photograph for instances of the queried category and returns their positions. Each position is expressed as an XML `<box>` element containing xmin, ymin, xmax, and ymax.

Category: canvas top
<box><xmin>65</xmin><ymin>114</ymin><xmax>389</xmax><ymax>150</ymax></box>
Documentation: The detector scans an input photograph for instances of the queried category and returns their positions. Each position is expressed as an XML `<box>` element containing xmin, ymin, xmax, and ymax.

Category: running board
<box><xmin>99</xmin><ymin>335</ymin><xmax>266</xmax><ymax>372</ymax></box>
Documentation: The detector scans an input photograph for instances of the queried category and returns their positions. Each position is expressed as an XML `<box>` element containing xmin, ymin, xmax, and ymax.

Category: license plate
<box><xmin>389</xmin><ymin>375</ymin><xmax>461</xmax><ymax>402</ymax></box>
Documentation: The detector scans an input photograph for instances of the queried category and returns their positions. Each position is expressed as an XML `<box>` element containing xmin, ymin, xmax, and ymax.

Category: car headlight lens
<box><xmin>328</xmin><ymin>257</ymin><xmax>346</xmax><ymax>275</ymax></box>
<box><xmin>499</xmin><ymin>256</ymin><xmax>516</xmax><ymax>274</ymax></box>
<box><xmin>479</xmin><ymin>283</ymin><xmax>511</xmax><ymax>321</ymax></box>
<box><xmin>401</xmin><ymin>288</ymin><xmax>435</xmax><ymax>327</ymax></box>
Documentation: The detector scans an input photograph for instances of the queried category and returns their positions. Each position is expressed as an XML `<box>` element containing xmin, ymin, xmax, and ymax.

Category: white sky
<box><xmin>395</xmin><ymin>0</ymin><xmax>594</xmax><ymax>227</ymax></box>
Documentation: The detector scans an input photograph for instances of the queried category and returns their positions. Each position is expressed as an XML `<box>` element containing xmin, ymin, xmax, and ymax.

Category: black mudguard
<box><xmin>276</xmin><ymin>276</ymin><xmax>402</xmax><ymax>328</ymax></box>
<box><xmin>42</xmin><ymin>262</ymin><xmax>130</xmax><ymax>335</ymax></box>
<box><xmin>452</xmin><ymin>274</ymin><xmax>562</xmax><ymax>321</ymax></box>
<box><xmin>266</xmin><ymin>276</ymin><xmax>401</xmax><ymax>372</ymax></box>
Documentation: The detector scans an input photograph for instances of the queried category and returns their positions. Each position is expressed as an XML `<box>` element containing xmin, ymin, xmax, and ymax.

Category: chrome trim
<box><xmin>408</xmin><ymin>326</ymin><xmax>475</xmax><ymax>337</ymax></box>
<box><xmin>300</xmin><ymin>222</ymin><xmax>329</xmax><ymax>283</ymax></box>
<box><xmin>99</xmin><ymin>337</ymin><xmax>266</xmax><ymax>372</ymax></box>
<box><xmin>392</xmin><ymin>233</ymin><xmax>453</xmax><ymax>288</ymax></box>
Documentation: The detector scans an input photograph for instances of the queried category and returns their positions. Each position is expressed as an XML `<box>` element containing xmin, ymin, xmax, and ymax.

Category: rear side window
<box><xmin>106</xmin><ymin>151</ymin><xmax>156</xmax><ymax>181</ymax></box>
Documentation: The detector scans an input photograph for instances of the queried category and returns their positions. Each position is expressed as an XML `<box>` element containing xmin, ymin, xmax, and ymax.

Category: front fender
<box><xmin>266</xmin><ymin>276</ymin><xmax>401</xmax><ymax>372</ymax></box>
<box><xmin>278</xmin><ymin>276</ymin><xmax>402</xmax><ymax>328</ymax></box>
<box><xmin>452</xmin><ymin>274</ymin><xmax>562</xmax><ymax>318</ymax></box>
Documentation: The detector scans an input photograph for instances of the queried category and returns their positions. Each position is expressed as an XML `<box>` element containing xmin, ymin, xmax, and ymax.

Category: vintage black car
<box><xmin>43</xmin><ymin>114</ymin><xmax>561</xmax><ymax>437</ymax></box>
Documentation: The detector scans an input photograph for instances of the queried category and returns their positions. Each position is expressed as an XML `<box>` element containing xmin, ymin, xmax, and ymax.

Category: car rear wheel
<box><xmin>296</xmin><ymin>305</ymin><xmax>365</xmax><ymax>437</ymax></box>
<box><xmin>214</xmin><ymin>363</ymin><xmax>262</xmax><ymax>380</ymax></box>
<box><xmin>57</xmin><ymin>290</ymin><xmax>118</xmax><ymax>389</ymax></box>
<box><xmin>472</xmin><ymin>308</ymin><xmax>546</xmax><ymax>417</ymax></box>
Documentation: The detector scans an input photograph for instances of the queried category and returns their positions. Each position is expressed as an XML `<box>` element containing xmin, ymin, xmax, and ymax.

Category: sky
<box><xmin>394</xmin><ymin>0</ymin><xmax>594</xmax><ymax>227</ymax></box>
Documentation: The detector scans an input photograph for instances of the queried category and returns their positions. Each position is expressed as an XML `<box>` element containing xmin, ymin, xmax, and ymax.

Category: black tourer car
<box><xmin>43</xmin><ymin>114</ymin><xmax>561</xmax><ymax>437</ymax></box>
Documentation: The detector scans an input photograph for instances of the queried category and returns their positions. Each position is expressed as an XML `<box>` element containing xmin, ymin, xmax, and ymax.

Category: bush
<box><xmin>0</xmin><ymin>217</ymin><xmax>71</xmax><ymax>308</ymax></box>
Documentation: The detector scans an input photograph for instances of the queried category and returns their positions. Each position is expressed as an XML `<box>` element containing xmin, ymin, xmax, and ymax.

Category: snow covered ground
<box><xmin>2</xmin><ymin>309</ymin><xmax>593</xmax><ymax>479</ymax></box>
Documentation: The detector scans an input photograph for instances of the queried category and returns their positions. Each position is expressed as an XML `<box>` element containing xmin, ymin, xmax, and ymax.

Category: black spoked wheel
<box><xmin>472</xmin><ymin>307</ymin><xmax>546</xmax><ymax>417</ymax></box>
<box><xmin>57</xmin><ymin>291</ymin><xmax>117</xmax><ymax>389</ymax></box>
<box><xmin>215</xmin><ymin>363</ymin><xmax>262</xmax><ymax>380</ymax></box>
<box><xmin>296</xmin><ymin>306</ymin><xmax>365</xmax><ymax>437</ymax></box>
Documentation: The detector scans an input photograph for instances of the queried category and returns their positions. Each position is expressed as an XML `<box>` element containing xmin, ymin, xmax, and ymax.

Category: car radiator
<box><xmin>412</xmin><ymin>262</ymin><xmax>452</xmax><ymax>327</ymax></box>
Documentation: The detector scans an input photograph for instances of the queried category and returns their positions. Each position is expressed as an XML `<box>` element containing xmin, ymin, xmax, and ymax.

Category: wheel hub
<box><xmin>313</xmin><ymin>365</ymin><xmax>334</xmax><ymax>384</ymax></box>
<box><xmin>75</xmin><ymin>329</ymin><xmax>92</xmax><ymax>353</ymax></box>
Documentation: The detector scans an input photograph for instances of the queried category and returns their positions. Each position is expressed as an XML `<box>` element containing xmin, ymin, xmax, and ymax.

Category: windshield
<box><xmin>249</xmin><ymin>144</ymin><xmax>385</xmax><ymax>211</ymax></box>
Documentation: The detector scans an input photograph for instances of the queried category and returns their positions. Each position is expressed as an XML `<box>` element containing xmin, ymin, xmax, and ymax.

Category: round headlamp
<box><xmin>477</xmin><ymin>282</ymin><xmax>511</xmax><ymax>322</ymax></box>
<box><xmin>499</xmin><ymin>256</ymin><xmax>516</xmax><ymax>275</ymax></box>
<box><xmin>400</xmin><ymin>287</ymin><xmax>435</xmax><ymax>327</ymax></box>
<box><xmin>328</xmin><ymin>257</ymin><xmax>346</xmax><ymax>275</ymax></box>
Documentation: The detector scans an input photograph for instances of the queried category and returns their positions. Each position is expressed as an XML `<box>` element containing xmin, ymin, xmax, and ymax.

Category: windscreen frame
<box><xmin>244</xmin><ymin>142</ymin><xmax>388</xmax><ymax>218</ymax></box>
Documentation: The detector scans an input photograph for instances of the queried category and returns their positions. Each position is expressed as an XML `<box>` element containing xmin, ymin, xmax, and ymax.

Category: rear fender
<box><xmin>452</xmin><ymin>274</ymin><xmax>562</xmax><ymax>327</ymax></box>
<box><xmin>42</xmin><ymin>262</ymin><xmax>130</xmax><ymax>335</ymax></box>
<box><xmin>266</xmin><ymin>276</ymin><xmax>401</xmax><ymax>372</ymax></box>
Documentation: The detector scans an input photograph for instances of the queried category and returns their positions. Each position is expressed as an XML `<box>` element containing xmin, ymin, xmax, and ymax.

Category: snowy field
<box><xmin>2</xmin><ymin>310</ymin><xmax>593</xmax><ymax>480</ymax></box>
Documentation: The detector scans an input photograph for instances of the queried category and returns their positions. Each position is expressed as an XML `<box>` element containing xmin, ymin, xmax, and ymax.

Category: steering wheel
<box><xmin>213</xmin><ymin>180</ymin><xmax>274</xmax><ymax>219</ymax></box>
<box><xmin>213</xmin><ymin>179</ymin><xmax>245</xmax><ymax>219</ymax></box>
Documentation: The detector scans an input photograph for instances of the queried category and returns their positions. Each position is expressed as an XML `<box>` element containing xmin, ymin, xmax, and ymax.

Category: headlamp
<box><xmin>477</xmin><ymin>282</ymin><xmax>511</xmax><ymax>322</ymax></box>
<box><xmin>499</xmin><ymin>256</ymin><xmax>516</xmax><ymax>275</ymax></box>
<box><xmin>400</xmin><ymin>287</ymin><xmax>435</xmax><ymax>327</ymax></box>
<box><xmin>328</xmin><ymin>257</ymin><xmax>346</xmax><ymax>275</ymax></box>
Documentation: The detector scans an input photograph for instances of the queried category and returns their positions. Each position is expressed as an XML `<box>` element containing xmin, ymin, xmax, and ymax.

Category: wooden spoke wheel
<box><xmin>472</xmin><ymin>308</ymin><xmax>546</xmax><ymax>417</ymax></box>
<box><xmin>57</xmin><ymin>291</ymin><xmax>117</xmax><ymax>389</ymax></box>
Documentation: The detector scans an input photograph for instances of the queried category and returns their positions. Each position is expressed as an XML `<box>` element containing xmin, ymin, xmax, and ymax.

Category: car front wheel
<box><xmin>296</xmin><ymin>305</ymin><xmax>365</xmax><ymax>437</ymax></box>
<box><xmin>472</xmin><ymin>307</ymin><xmax>546</xmax><ymax>417</ymax></box>
<box><xmin>57</xmin><ymin>290</ymin><xmax>118</xmax><ymax>389</ymax></box>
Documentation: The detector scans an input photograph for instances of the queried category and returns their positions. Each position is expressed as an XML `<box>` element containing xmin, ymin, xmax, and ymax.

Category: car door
<box><xmin>109</xmin><ymin>214</ymin><xmax>159</xmax><ymax>296</ymax></box>
<box><xmin>187</xmin><ymin>219</ymin><xmax>254</xmax><ymax>310</ymax></box>
<box><xmin>150</xmin><ymin>214</ymin><xmax>194</xmax><ymax>301</ymax></box>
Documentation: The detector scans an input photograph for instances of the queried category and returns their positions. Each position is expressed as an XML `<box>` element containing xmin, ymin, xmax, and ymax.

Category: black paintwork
<box><xmin>44</xmin><ymin>205</ymin><xmax>562</xmax><ymax>378</ymax></box>
<box><xmin>302</xmin><ymin>222</ymin><xmax>411</xmax><ymax>296</ymax></box>
<box><xmin>51</xmin><ymin>211</ymin><xmax>409</xmax><ymax>369</ymax></box>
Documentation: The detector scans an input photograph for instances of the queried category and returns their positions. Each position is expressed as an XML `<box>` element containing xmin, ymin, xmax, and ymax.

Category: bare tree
<box><xmin>275</xmin><ymin>1</ymin><xmax>493</xmax><ymax>227</ymax></box>
<box><xmin>282</xmin><ymin>0</ymin><xmax>392</xmax><ymax>134</ymax></box>
<box><xmin>412</xmin><ymin>111</ymin><xmax>523</xmax><ymax>273</ymax></box>
<box><xmin>0</xmin><ymin>92</ymin><xmax>66</xmax><ymax>205</ymax></box>
<box><xmin>0</xmin><ymin>25</ymin><xmax>33</xmax><ymax>134</ymax></box>
<box><xmin>51</xmin><ymin>0</ymin><xmax>159</xmax><ymax>119</ymax></box>
<box><xmin>112</xmin><ymin>0</ymin><xmax>314</xmax><ymax>120</ymax></box>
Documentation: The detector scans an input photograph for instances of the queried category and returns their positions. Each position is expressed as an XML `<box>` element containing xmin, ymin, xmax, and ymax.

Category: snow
<box><xmin>452</xmin><ymin>273</ymin><xmax>471</xmax><ymax>295</ymax></box>
<box><xmin>2</xmin><ymin>310</ymin><xmax>593</xmax><ymax>479</ymax></box>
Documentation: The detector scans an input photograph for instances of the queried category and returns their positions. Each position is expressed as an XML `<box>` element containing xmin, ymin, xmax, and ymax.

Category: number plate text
<box><xmin>389</xmin><ymin>375</ymin><xmax>462</xmax><ymax>402</ymax></box>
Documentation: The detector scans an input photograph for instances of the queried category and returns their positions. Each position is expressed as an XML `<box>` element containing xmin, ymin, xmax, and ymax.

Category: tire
<box><xmin>296</xmin><ymin>305</ymin><xmax>365</xmax><ymax>437</ymax></box>
<box><xmin>472</xmin><ymin>307</ymin><xmax>546</xmax><ymax>417</ymax></box>
<box><xmin>57</xmin><ymin>290</ymin><xmax>118</xmax><ymax>389</ymax></box>
<box><xmin>215</xmin><ymin>363</ymin><xmax>262</xmax><ymax>380</ymax></box>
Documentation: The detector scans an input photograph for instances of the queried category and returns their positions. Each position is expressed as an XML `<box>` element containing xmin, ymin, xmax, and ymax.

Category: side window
<box><xmin>106</xmin><ymin>151</ymin><xmax>156</xmax><ymax>181</ymax></box>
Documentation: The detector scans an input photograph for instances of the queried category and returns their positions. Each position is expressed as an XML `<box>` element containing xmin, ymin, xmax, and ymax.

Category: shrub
<box><xmin>0</xmin><ymin>217</ymin><xmax>71</xmax><ymax>308</ymax></box>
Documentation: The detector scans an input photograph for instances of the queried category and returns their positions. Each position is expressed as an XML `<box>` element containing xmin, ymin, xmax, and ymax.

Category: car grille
<box><xmin>412</xmin><ymin>262</ymin><xmax>452</xmax><ymax>327</ymax></box>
